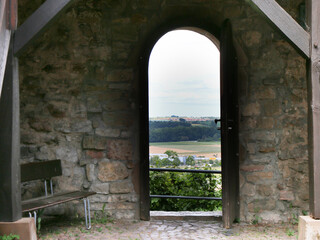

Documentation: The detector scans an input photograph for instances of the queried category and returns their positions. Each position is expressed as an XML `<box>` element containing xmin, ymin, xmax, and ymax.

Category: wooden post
<box><xmin>0</xmin><ymin>0</ymin><xmax>20</xmax><ymax>222</ymax></box>
<box><xmin>307</xmin><ymin>0</ymin><xmax>320</xmax><ymax>219</ymax></box>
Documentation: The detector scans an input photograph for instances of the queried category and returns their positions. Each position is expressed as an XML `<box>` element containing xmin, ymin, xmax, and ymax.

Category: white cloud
<box><xmin>149</xmin><ymin>30</ymin><xmax>220</xmax><ymax>117</ymax></box>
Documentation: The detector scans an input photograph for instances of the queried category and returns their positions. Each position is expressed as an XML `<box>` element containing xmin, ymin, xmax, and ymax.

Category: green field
<box><xmin>150</xmin><ymin>141</ymin><xmax>221</xmax><ymax>154</ymax></box>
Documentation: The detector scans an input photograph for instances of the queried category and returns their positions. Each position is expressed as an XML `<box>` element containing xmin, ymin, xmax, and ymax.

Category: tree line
<box><xmin>149</xmin><ymin>121</ymin><xmax>220</xmax><ymax>142</ymax></box>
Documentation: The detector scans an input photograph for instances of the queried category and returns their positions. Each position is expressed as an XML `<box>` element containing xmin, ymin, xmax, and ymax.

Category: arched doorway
<box><xmin>139</xmin><ymin>19</ymin><xmax>239</xmax><ymax>229</ymax></box>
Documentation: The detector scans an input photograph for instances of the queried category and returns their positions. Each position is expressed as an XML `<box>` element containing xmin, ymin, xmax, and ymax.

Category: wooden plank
<box><xmin>0</xmin><ymin>37</ymin><xmax>21</xmax><ymax>222</ymax></box>
<box><xmin>220</xmin><ymin>19</ymin><xmax>239</xmax><ymax>229</ymax></box>
<box><xmin>21</xmin><ymin>160</ymin><xmax>62</xmax><ymax>182</ymax></box>
<box><xmin>22</xmin><ymin>191</ymin><xmax>96</xmax><ymax>212</ymax></box>
<box><xmin>139</xmin><ymin>52</ymin><xmax>150</xmax><ymax>221</ymax></box>
<box><xmin>0</xmin><ymin>0</ymin><xmax>11</xmax><ymax>99</ymax></box>
<box><xmin>247</xmin><ymin>0</ymin><xmax>310</xmax><ymax>58</ymax></box>
<box><xmin>13</xmin><ymin>0</ymin><xmax>77</xmax><ymax>56</ymax></box>
<box><xmin>307</xmin><ymin>0</ymin><xmax>320</xmax><ymax>219</ymax></box>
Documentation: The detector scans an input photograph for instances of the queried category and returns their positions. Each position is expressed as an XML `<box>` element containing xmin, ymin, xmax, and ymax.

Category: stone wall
<box><xmin>18</xmin><ymin>0</ymin><xmax>308</xmax><ymax>223</ymax></box>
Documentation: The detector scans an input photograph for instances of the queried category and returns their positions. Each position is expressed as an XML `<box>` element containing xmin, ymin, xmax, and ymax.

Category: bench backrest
<box><xmin>21</xmin><ymin>160</ymin><xmax>62</xmax><ymax>183</ymax></box>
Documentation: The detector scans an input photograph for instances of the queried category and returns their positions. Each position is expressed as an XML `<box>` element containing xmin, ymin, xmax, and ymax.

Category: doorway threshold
<box><xmin>150</xmin><ymin>211</ymin><xmax>222</xmax><ymax>221</ymax></box>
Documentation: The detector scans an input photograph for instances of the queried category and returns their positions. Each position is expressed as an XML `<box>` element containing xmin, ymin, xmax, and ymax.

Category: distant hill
<box><xmin>149</xmin><ymin>120</ymin><xmax>220</xmax><ymax>142</ymax></box>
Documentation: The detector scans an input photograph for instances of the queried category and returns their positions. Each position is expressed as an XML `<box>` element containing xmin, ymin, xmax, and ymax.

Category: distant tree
<box><xmin>172</xmin><ymin>158</ymin><xmax>181</xmax><ymax>167</ymax></box>
<box><xmin>150</xmin><ymin>155</ymin><xmax>161</xmax><ymax>166</ymax></box>
<box><xmin>186</xmin><ymin>156</ymin><xmax>195</xmax><ymax>166</ymax></box>
<box><xmin>209</xmin><ymin>160</ymin><xmax>214</xmax><ymax>164</ymax></box>
<box><xmin>164</xmin><ymin>150</ymin><xmax>179</xmax><ymax>160</ymax></box>
<box><xmin>161</xmin><ymin>158</ymin><xmax>172</xmax><ymax>167</ymax></box>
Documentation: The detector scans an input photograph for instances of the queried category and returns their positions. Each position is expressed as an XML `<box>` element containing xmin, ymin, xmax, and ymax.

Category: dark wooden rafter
<box><xmin>246</xmin><ymin>0</ymin><xmax>310</xmax><ymax>58</ymax></box>
<box><xmin>13</xmin><ymin>0</ymin><xmax>77</xmax><ymax>56</ymax></box>
<box><xmin>0</xmin><ymin>35</ymin><xmax>21</xmax><ymax>223</ymax></box>
<box><xmin>307</xmin><ymin>0</ymin><xmax>320</xmax><ymax>219</ymax></box>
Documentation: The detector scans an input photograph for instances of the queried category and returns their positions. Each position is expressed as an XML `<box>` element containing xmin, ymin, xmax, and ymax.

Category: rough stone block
<box><xmin>257</xmin><ymin>184</ymin><xmax>274</xmax><ymax>197</ymax></box>
<box><xmin>298</xmin><ymin>216</ymin><xmax>320</xmax><ymax>240</ymax></box>
<box><xmin>86</xmin><ymin>164</ymin><xmax>95</xmax><ymax>182</ymax></box>
<box><xmin>102</xmin><ymin>112</ymin><xmax>133</xmax><ymax>127</ymax></box>
<box><xmin>70</xmin><ymin>120</ymin><xmax>93</xmax><ymax>133</ymax></box>
<box><xmin>56</xmin><ymin>147</ymin><xmax>78</xmax><ymax>163</ymax></box>
<box><xmin>240</xmin><ymin>165</ymin><xmax>264</xmax><ymax>172</ymax></box>
<box><xmin>47</xmin><ymin>101</ymin><xmax>69</xmax><ymax>118</ymax></box>
<box><xmin>90</xmin><ymin>182</ymin><xmax>109</xmax><ymax>194</ymax></box>
<box><xmin>107</xmin><ymin>69</ymin><xmax>133</xmax><ymax>82</ymax></box>
<box><xmin>242</xmin><ymin>31</ymin><xmax>262</xmax><ymax>47</ymax></box>
<box><xmin>85</xmin><ymin>150</ymin><xmax>105</xmax><ymax>159</ymax></box>
<box><xmin>98</xmin><ymin>161</ymin><xmax>129</xmax><ymax>182</ymax></box>
<box><xmin>107</xmin><ymin>139</ymin><xmax>133</xmax><ymax>160</ymax></box>
<box><xmin>242</xmin><ymin>102</ymin><xmax>260</xmax><ymax>117</ymax></box>
<box><xmin>29</xmin><ymin>118</ymin><xmax>53</xmax><ymax>132</ymax></box>
<box><xmin>247</xmin><ymin>171</ymin><xmax>274</xmax><ymax>183</ymax></box>
<box><xmin>279</xmin><ymin>190</ymin><xmax>294</xmax><ymax>201</ymax></box>
<box><xmin>83</xmin><ymin>135</ymin><xmax>107</xmax><ymax>150</ymax></box>
<box><xmin>0</xmin><ymin>218</ymin><xmax>37</xmax><ymax>240</ymax></box>
<box><xmin>95</xmin><ymin>128</ymin><xmax>120</xmax><ymax>137</ymax></box>
<box><xmin>110</xmin><ymin>180</ymin><xmax>133</xmax><ymax>194</ymax></box>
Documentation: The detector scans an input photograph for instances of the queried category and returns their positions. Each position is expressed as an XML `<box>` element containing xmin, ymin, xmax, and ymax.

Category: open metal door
<box><xmin>220</xmin><ymin>19</ymin><xmax>240</xmax><ymax>229</ymax></box>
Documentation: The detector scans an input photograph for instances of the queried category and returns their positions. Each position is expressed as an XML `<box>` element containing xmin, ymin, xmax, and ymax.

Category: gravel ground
<box><xmin>38</xmin><ymin>217</ymin><xmax>298</xmax><ymax>240</ymax></box>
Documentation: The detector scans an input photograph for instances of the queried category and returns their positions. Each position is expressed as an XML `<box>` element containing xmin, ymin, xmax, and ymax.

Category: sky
<box><xmin>148</xmin><ymin>30</ymin><xmax>220</xmax><ymax>118</ymax></box>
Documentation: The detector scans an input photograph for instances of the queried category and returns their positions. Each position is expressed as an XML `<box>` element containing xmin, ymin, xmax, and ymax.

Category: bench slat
<box><xmin>21</xmin><ymin>160</ymin><xmax>62</xmax><ymax>182</ymax></box>
<box><xmin>22</xmin><ymin>191</ymin><xmax>96</xmax><ymax>212</ymax></box>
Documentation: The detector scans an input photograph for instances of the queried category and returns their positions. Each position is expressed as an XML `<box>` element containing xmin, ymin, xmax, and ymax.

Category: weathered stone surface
<box><xmin>242</xmin><ymin>102</ymin><xmax>260</xmax><ymax>116</ymax></box>
<box><xmin>56</xmin><ymin>147</ymin><xmax>78</xmax><ymax>163</ymax></box>
<box><xmin>248</xmin><ymin>199</ymin><xmax>276</xmax><ymax>212</ymax></box>
<box><xmin>95</xmin><ymin>128</ymin><xmax>121</xmax><ymax>137</ymax></box>
<box><xmin>242</xmin><ymin>31</ymin><xmax>262</xmax><ymax>47</ymax></box>
<box><xmin>102</xmin><ymin>112</ymin><xmax>133</xmax><ymax>127</ymax></box>
<box><xmin>82</xmin><ymin>135</ymin><xmax>107</xmax><ymax>150</ymax></box>
<box><xmin>70</xmin><ymin>120</ymin><xmax>93</xmax><ymax>133</ymax></box>
<box><xmin>47</xmin><ymin>101</ymin><xmax>69</xmax><ymax>118</ymax></box>
<box><xmin>257</xmin><ymin>184</ymin><xmax>274</xmax><ymax>197</ymax></box>
<box><xmin>242</xmin><ymin>183</ymin><xmax>256</xmax><ymax>196</ymax></box>
<box><xmin>85</xmin><ymin>150</ymin><xmax>105</xmax><ymax>159</ymax></box>
<box><xmin>90</xmin><ymin>182</ymin><xmax>109</xmax><ymax>194</ymax></box>
<box><xmin>98</xmin><ymin>161</ymin><xmax>129</xmax><ymax>182</ymax></box>
<box><xmin>279</xmin><ymin>190</ymin><xmax>294</xmax><ymax>201</ymax></box>
<box><xmin>247</xmin><ymin>172</ymin><xmax>274</xmax><ymax>183</ymax></box>
<box><xmin>107</xmin><ymin>139</ymin><xmax>133</xmax><ymax>160</ymax></box>
<box><xmin>107</xmin><ymin>69</ymin><xmax>133</xmax><ymax>82</ymax></box>
<box><xmin>110</xmin><ymin>180</ymin><xmax>133</xmax><ymax>194</ymax></box>
<box><xmin>29</xmin><ymin>118</ymin><xmax>53</xmax><ymax>132</ymax></box>
<box><xmin>240</xmin><ymin>165</ymin><xmax>264</xmax><ymax>172</ymax></box>
<box><xmin>86</xmin><ymin>164</ymin><xmax>95</xmax><ymax>182</ymax></box>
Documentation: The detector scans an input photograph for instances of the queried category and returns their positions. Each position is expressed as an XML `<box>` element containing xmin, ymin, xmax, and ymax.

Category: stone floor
<box><xmin>38</xmin><ymin>212</ymin><xmax>298</xmax><ymax>240</ymax></box>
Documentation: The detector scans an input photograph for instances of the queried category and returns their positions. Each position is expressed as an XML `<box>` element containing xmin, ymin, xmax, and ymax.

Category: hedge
<box><xmin>150</xmin><ymin>166</ymin><xmax>222</xmax><ymax>211</ymax></box>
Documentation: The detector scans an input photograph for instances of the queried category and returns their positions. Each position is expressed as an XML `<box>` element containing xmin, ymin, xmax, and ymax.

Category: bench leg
<box><xmin>28</xmin><ymin>211</ymin><xmax>37</xmax><ymax>227</ymax></box>
<box><xmin>83</xmin><ymin>198</ymin><xmax>91</xmax><ymax>230</ymax></box>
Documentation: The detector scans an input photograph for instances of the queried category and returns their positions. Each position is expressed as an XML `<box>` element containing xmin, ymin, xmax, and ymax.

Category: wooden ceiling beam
<box><xmin>247</xmin><ymin>0</ymin><xmax>310</xmax><ymax>58</ymax></box>
<box><xmin>13</xmin><ymin>0</ymin><xmax>77</xmax><ymax>57</ymax></box>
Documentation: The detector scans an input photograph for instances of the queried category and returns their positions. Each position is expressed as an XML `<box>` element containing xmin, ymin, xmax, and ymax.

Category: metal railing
<box><xmin>149</xmin><ymin>167</ymin><xmax>222</xmax><ymax>201</ymax></box>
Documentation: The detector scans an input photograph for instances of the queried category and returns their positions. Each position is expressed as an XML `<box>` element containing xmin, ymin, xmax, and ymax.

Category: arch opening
<box><xmin>148</xmin><ymin>29</ymin><xmax>222</xmax><ymax>213</ymax></box>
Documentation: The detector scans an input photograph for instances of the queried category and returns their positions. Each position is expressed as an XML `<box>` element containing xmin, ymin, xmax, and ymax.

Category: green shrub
<box><xmin>0</xmin><ymin>234</ymin><xmax>20</xmax><ymax>240</ymax></box>
<box><xmin>150</xmin><ymin>166</ymin><xmax>222</xmax><ymax>211</ymax></box>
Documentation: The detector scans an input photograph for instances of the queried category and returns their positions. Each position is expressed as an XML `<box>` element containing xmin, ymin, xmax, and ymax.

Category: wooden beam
<box><xmin>307</xmin><ymin>0</ymin><xmax>320</xmax><ymax>219</ymax></box>
<box><xmin>13</xmin><ymin>0</ymin><xmax>77</xmax><ymax>56</ymax></box>
<box><xmin>0</xmin><ymin>37</ymin><xmax>21</xmax><ymax>222</ymax></box>
<box><xmin>247</xmin><ymin>0</ymin><xmax>310</xmax><ymax>58</ymax></box>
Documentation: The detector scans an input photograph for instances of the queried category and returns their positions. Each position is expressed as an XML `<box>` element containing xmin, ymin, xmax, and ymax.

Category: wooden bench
<box><xmin>21</xmin><ymin>160</ymin><xmax>96</xmax><ymax>229</ymax></box>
